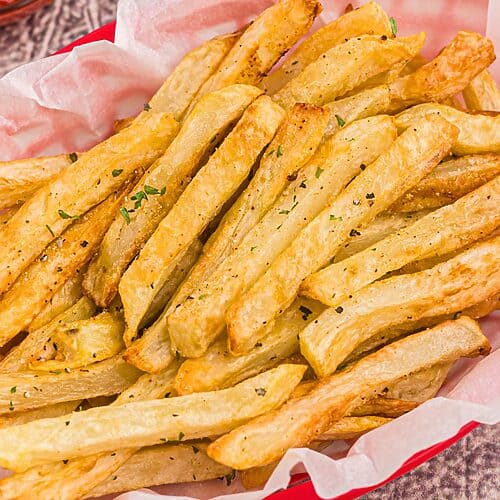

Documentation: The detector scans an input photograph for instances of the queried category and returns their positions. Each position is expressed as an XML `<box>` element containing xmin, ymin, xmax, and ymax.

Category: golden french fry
<box><xmin>168</xmin><ymin>115</ymin><xmax>397</xmax><ymax>357</ymax></box>
<box><xmin>300</xmin><ymin>235</ymin><xmax>500</xmax><ymax>377</ymax></box>
<box><xmin>389</xmin><ymin>154</ymin><xmax>500</xmax><ymax>212</ymax></box>
<box><xmin>29</xmin><ymin>312</ymin><xmax>124</xmax><ymax>372</ymax></box>
<box><xmin>261</xmin><ymin>1</ymin><xmax>392</xmax><ymax>94</ymax></box>
<box><xmin>0</xmin><ymin>297</ymin><xmax>96</xmax><ymax>373</ymax></box>
<box><xmin>317</xmin><ymin>416</ymin><xmax>392</xmax><ymax>441</ymax></box>
<box><xmin>207</xmin><ymin>317</ymin><xmax>490</xmax><ymax>469</ymax></box>
<box><xmin>0</xmin><ymin>356</ymin><xmax>141</xmax><ymax>415</ymax></box>
<box><xmin>273</xmin><ymin>33</ymin><xmax>425</xmax><ymax>109</ymax></box>
<box><xmin>0</xmin><ymin>154</ymin><xmax>71</xmax><ymax>210</ymax></box>
<box><xmin>389</xmin><ymin>31</ymin><xmax>496</xmax><ymax>110</ymax></box>
<box><xmin>226</xmin><ymin>115</ymin><xmax>458</xmax><ymax>354</ymax></box>
<box><xmin>113</xmin><ymin>117</ymin><xmax>133</xmax><ymax>133</ymax></box>
<box><xmin>0</xmin><ymin>190</ymin><xmax>127</xmax><ymax>348</ymax></box>
<box><xmin>302</xmin><ymin>175</ymin><xmax>500</xmax><ymax>306</ymax></box>
<box><xmin>395</xmin><ymin>104</ymin><xmax>500</xmax><ymax>155</ymax></box>
<box><xmin>0</xmin><ymin>111</ymin><xmax>179</xmax><ymax>295</ymax></box>
<box><xmin>463</xmin><ymin>70</ymin><xmax>500</xmax><ymax>112</ymax></box>
<box><xmin>84</xmin><ymin>85</ymin><xmax>262</xmax><ymax>308</ymax></box>
<box><xmin>28</xmin><ymin>268</ymin><xmax>85</xmax><ymax>332</ymax></box>
<box><xmin>120</xmin><ymin>96</ymin><xmax>285</xmax><ymax>344</ymax></box>
<box><xmin>350</xmin><ymin>396</ymin><xmax>418</xmax><ymax>418</ymax></box>
<box><xmin>0</xmin><ymin>364</ymin><xmax>305</xmax><ymax>471</ymax></box>
<box><xmin>174</xmin><ymin>298</ymin><xmax>323</xmax><ymax>395</ymax></box>
<box><xmin>188</xmin><ymin>0</ymin><xmax>321</xmax><ymax>109</ymax></box>
<box><xmin>87</xmin><ymin>443</ymin><xmax>232</xmax><ymax>498</ymax></box>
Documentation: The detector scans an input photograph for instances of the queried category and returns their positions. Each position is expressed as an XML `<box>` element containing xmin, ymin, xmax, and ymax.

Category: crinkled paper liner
<box><xmin>0</xmin><ymin>1</ymin><xmax>498</xmax><ymax>498</ymax></box>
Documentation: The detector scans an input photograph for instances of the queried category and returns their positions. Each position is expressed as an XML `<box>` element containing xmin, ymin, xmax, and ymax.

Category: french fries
<box><xmin>0</xmin><ymin>154</ymin><xmax>72</xmax><ymax>210</ymax></box>
<box><xmin>84</xmin><ymin>85</ymin><xmax>261</xmax><ymax>307</ymax></box>
<box><xmin>300</xmin><ymin>235</ymin><xmax>499</xmax><ymax>377</ymax></box>
<box><xmin>28</xmin><ymin>312</ymin><xmax>124</xmax><ymax>372</ymax></box>
<box><xmin>0</xmin><ymin>190</ymin><xmax>127</xmax><ymax>348</ymax></box>
<box><xmin>273</xmin><ymin>33</ymin><xmax>425</xmax><ymax>109</ymax></box>
<box><xmin>188</xmin><ymin>0</ymin><xmax>321</xmax><ymax>107</ymax></box>
<box><xmin>350</xmin><ymin>396</ymin><xmax>418</xmax><ymax>418</ymax></box>
<box><xmin>0</xmin><ymin>364</ymin><xmax>305</xmax><ymax>471</ymax></box>
<box><xmin>301</xmin><ymin>175</ymin><xmax>500</xmax><ymax>306</ymax></box>
<box><xmin>207</xmin><ymin>317</ymin><xmax>490</xmax><ymax>469</ymax></box>
<box><xmin>0</xmin><ymin>356</ymin><xmax>141</xmax><ymax>415</ymax></box>
<box><xmin>463</xmin><ymin>70</ymin><xmax>500</xmax><ymax>112</ymax></box>
<box><xmin>226</xmin><ymin>115</ymin><xmax>458</xmax><ymax>354</ymax></box>
<box><xmin>0</xmin><ymin>111</ymin><xmax>179</xmax><ymax>295</ymax></box>
<box><xmin>120</xmin><ymin>96</ymin><xmax>285</xmax><ymax>344</ymax></box>
<box><xmin>317</xmin><ymin>415</ymin><xmax>392</xmax><ymax>441</ymax></box>
<box><xmin>261</xmin><ymin>1</ymin><xmax>392</xmax><ymax>94</ymax></box>
<box><xmin>87</xmin><ymin>443</ymin><xmax>232</xmax><ymax>497</ymax></box>
<box><xmin>168</xmin><ymin>115</ymin><xmax>397</xmax><ymax>357</ymax></box>
<box><xmin>395</xmin><ymin>104</ymin><xmax>500</xmax><ymax>155</ymax></box>
<box><xmin>389</xmin><ymin>154</ymin><xmax>500</xmax><ymax>212</ymax></box>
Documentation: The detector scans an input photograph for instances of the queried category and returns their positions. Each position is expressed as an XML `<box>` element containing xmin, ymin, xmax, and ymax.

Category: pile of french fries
<box><xmin>0</xmin><ymin>1</ymin><xmax>499</xmax><ymax>498</ymax></box>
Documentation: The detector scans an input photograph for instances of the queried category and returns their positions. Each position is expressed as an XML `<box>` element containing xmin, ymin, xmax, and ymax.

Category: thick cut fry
<box><xmin>300</xmin><ymin>235</ymin><xmax>499</xmax><ymax>376</ymax></box>
<box><xmin>395</xmin><ymin>104</ymin><xmax>500</xmax><ymax>155</ymax></box>
<box><xmin>0</xmin><ymin>111</ymin><xmax>179</xmax><ymax>295</ymax></box>
<box><xmin>84</xmin><ymin>85</ymin><xmax>261</xmax><ymax>307</ymax></box>
<box><xmin>0</xmin><ymin>356</ymin><xmax>141</xmax><ymax>415</ymax></box>
<box><xmin>0</xmin><ymin>363</ymin><xmax>181</xmax><ymax>499</ymax></box>
<box><xmin>120</xmin><ymin>96</ymin><xmax>285</xmax><ymax>344</ymax></box>
<box><xmin>0</xmin><ymin>154</ymin><xmax>71</xmax><ymax>209</ymax></box>
<box><xmin>389</xmin><ymin>154</ymin><xmax>500</xmax><ymax>212</ymax></box>
<box><xmin>208</xmin><ymin>317</ymin><xmax>490</xmax><ymax>469</ymax></box>
<box><xmin>174</xmin><ymin>298</ymin><xmax>323</xmax><ymax>395</ymax></box>
<box><xmin>0</xmin><ymin>297</ymin><xmax>96</xmax><ymax>373</ymax></box>
<box><xmin>389</xmin><ymin>31</ymin><xmax>496</xmax><ymax>110</ymax></box>
<box><xmin>0</xmin><ymin>401</ymin><xmax>81</xmax><ymax>429</ymax></box>
<box><xmin>302</xmin><ymin>175</ymin><xmax>500</xmax><ymax>306</ymax></box>
<box><xmin>149</xmin><ymin>32</ymin><xmax>240</xmax><ymax>119</ymax></box>
<box><xmin>261</xmin><ymin>1</ymin><xmax>392</xmax><ymax>94</ymax></box>
<box><xmin>318</xmin><ymin>416</ymin><xmax>392</xmax><ymax>441</ymax></box>
<box><xmin>0</xmin><ymin>364</ymin><xmax>305</xmax><ymax>471</ymax></box>
<box><xmin>188</xmin><ymin>0</ymin><xmax>321</xmax><ymax>107</ymax></box>
<box><xmin>87</xmin><ymin>443</ymin><xmax>232</xmax><ymax>498</ymax></box>
<box><xmin>463</xmin><ymin>70</ymin><xmax>500</xmax><ymax>112</ymax></box>
<box><xmin>28</xmin><ymin>269</ymin><xmax>84</xmax><ymax>332</ymax></box>
<box><xmin>168</xmin><ymin>115</ymin><xmax>397</xmax><ymax>357</ymax></box>
<box><xmin>226</xmin><ymin>115</ymin><xmax>458</xmax><ymax>354</ymax></box>
<box><xmin>29</xmin><ymin>312</ymin><xmax>124</xmax><ymax>371</ymax></box>
<box><xmin>0</xmin><ymin>190</ymin><xmax>127</xmax><ymax>348</ymax></box>
<box><xmin>273</xmin><ymin>33</ymin><xmax>425</xmax><ymax>109</ymax></box>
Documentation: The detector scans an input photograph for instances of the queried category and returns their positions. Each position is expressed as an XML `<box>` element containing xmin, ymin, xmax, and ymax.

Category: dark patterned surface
<box><xmin>0</xmin><ymin>1</ymin><xmax>499</xmax><ymax>498</ymax></box>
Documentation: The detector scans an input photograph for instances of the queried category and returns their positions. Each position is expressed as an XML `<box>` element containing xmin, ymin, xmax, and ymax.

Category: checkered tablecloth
<box><xmin>0</xmin><ymin>1</ymin><xmax>498</xmax><ymax>499</ymax></box>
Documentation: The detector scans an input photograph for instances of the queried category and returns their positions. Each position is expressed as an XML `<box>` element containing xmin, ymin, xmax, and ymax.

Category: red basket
<box><xmin>55</xmin><ymin>22</ymin><xmax>480</xmax><ymax>500</ymax></box>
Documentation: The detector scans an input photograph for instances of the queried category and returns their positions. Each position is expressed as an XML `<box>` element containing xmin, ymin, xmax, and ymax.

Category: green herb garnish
<box><xmin>276</xmin><ymin>145</ymin><xmax>284</xmax><ymax>157</ymax></box>
<box><xmin>120</xmin><ymin>207</ymin><xmax>131</xmax><ymax>224</ymax></box>
<box><xmin>335</xmin><ymin>114</ymin><xmax>345</xmax><ymax>127</ymax></box>
<box><xmin>58</xmin><ymin>210</ymin><xmax>79</xmax><ymax>220</ymax></box>
<box><xmin>389</xmin><ymin>17</ymin><xmax>397</xmax><ymax>36</ymax></box>
<box><xmin>315</xmin><ymin>167</ymin><xmax>324</xmax><ymax>179</ymax></box>
<box><xmin>329</xmin><ymin>214</ymin><xmax>342</xmax><ymax>221</ymax></box>
<box><xmin>112</xmin><ymin>169</ymin><xmax>123</xmax><ymax>177</ymax></box>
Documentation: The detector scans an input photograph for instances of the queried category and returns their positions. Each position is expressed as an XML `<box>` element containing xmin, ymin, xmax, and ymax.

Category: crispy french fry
<box><xmin>174</xmin><ymin>298</ymin><xmax>323</xmax><ymax>395</ymax></box>
<box><xmin>0</xmin><ymin>356</ymin><xmax>141</xmax><ymax>415</ymax></box>
<box><xmin>300</xmin><ymin>235</ymin><xmax>500</xmax><ymax>377</ymax></box>
<box><xmin>207</xmin><ymin>317</ymin><xmax>490</xmax><ymax>469</ymax></box>
<box><xmin>463</xmin><ymin>70</ymin><xmax>500</xmax><ymax>112</ymax></box>
<box><xmin>84</xmin><ymin>85</ymin><xmax>262</xmax><ymax>308</ymax></box>
<box><xmin>120</xmin><ymin>96</ymin><xmax>285</xmax><ymax>344</ymax></box>
<box><xmin>350</xmin><ymin>396</ymin><xmax>418</xmax><ymax>418</ymax></box>
<box><xmin>395</xmin><ymin>104</ymin><xmax>500</xmax><ymax>155</ymax></box>
<box><xmin>0</xmin><ymin>364</ymin><xmax>305</xmax><ymax>471</ymax></box>
<box><xmin>0</xmin><ymin>111</ymin><xmax>179</xmax><ymax>295</ymax></box>
<box><xmin>87</xmin><ymin>443</ymin><xmax>232</xmax><ymax>498</ymax></box>
<box><xmin>0</xmin><ymin>190</ymin><xmax>127</xmax><ymax>348</ymax></box>
<box><xmin>168</xmin><ymin>115</ymin><xmax>397</xmax><ymax>357</ymax></box>
<box><xmin>0</xmin><ymin>296</ymin><xmax>96</xmax><ymax>373</ymax></box>
<box><xmin>261</xmin><ymin>1</ymin><xmax>392</xmax><ymax>94</ymax></box>
<box><xmin>389</xmin><ymin>31</ymin><xmax>496</xmax><ymax>110</ymax></box>
<box><xmin>302</xmin><ymin>175</ymin><xmax>500</xmax><ymax>306</ymax></box>
<box><xmin>29</xmin><ymin>312</ymin><xmax>124</xmax><ymax>372</ymax></box>
<box><xmin>0</xmin><ymin>154</ymin><xmax>71</xmax><ymax>210</ymax></box>
<box><xmin>273</xmin><ymin>33</ymin><xmax>425</xmax><ymax>109</ymax></box>
<box><xmin>389</xmin><ymin>154</ymin><xmax>500</xmax><ymax>212</ymax></box>
<box><xmin>226</xmin><ymin>115</ymin><xmax>458</xmax><ymax>354</ymax></box>
<box><xmin>28</xmin><ymin>268</ymin><xmax>85</xmax><ymax>332</ymax></box>
<box><xmin>0</xmin><ymin>363</ymin><xmax>181</xmax><ymax>499</ymax></box>
<box><xmin>317</xmin><ymin>415</ymin><xmax>392</xmax><ymax>441</ymax></box>
<box><xmin>188</xmin><ymin>0</ymin><xmax>321</xmax><ymax>109</ymax></box>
